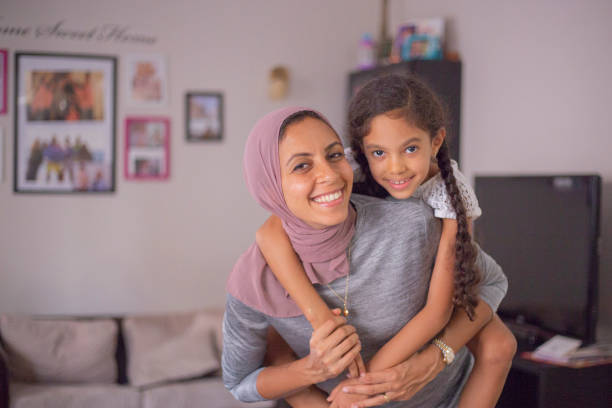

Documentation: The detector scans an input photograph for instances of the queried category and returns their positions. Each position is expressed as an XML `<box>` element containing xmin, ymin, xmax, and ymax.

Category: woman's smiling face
<box><xmin>279</xmin><ymin>117</ymin><xmax>353</xmax><ymax>229</ymax></box>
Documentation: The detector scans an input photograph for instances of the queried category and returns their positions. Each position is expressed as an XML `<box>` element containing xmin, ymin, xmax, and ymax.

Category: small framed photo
<box><xmin>125</xmin><ymin>54</ymin><xmax>168</xmax><ymax>107</ymax></box>
<box><xmin>0</xmin><ymin>49</ymin><xmax>7</xmax><ymax>114</ymax></box>
<box><xmin>186</xmin><ymin>92</ymin><xmax>223</xmax><ymax>141</ymax></box>
<box><xmin>124</xmin><ymin>116</ymin><xmax>170</xmax><ymax>180</ymax></box>
<box><xmin>14</xmin><ymin>52</ymin><xmax>116</xmax><ymax>193</ymax></box>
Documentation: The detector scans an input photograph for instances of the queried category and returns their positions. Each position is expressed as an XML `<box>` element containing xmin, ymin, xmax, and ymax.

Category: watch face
<box><xmin>444</xmin><ymin>349</ymin><xmax>454</xmax><ymax>364</ymax></box>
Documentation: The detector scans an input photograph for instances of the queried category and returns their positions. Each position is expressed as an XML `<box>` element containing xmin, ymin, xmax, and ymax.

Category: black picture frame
<box><xmin>185</xmin><ymin>92</ymin><xmax>223</xmax><ymax>142</ymax></box>
<box><xmin>14</xmin><ymin>52</ymin><xmax>117</xmax><ymax>194</ymax></box>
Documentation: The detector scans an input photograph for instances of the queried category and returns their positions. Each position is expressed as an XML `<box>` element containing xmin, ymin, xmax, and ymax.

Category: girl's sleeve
<box><xmin>221</xmin><ymin>294</ymin><xmax>271</xmax><ymax>402</ymax></box>
<box><xmin>422</xmin><ymin>160</ymin><xmax>482</xmax><ymax>220</ymax></box>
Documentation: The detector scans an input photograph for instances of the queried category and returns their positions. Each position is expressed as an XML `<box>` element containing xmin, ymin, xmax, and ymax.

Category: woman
<box><xmin>222</xmin><ymin>107</ymin><xmax>507</xmax><ymax>407</ymax></box>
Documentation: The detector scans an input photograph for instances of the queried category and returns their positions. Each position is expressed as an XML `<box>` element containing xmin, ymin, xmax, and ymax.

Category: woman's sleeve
<box><xmin>221</xmin><ymin>294</ymin><xmax>271</xmax><ymax>402</ymax></box>
<box><xmin>474</xmin><ymin>244</ymin><xmax>508</xmax><ymax>312</ymax></box>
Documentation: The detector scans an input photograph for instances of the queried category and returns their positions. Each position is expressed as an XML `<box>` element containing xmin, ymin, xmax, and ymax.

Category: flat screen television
<box><xmin>474</xmin><ymin>175</ymin><xmax>601</xmax><ymax>347</ymax></box>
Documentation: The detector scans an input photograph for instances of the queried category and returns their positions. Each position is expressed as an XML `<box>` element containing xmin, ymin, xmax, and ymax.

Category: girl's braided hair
<box><xmin>348</xmin><ymin>74</ymin><xmax>480</xmax><ymax>319</ymax></box>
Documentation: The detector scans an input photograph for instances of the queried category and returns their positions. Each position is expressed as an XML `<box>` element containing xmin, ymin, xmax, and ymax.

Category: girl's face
<box><xmin>279</xmin><ymin>117</ymin><xmax>353</xmax><ymax>229</ymax></box>
<box><xmin>363</xmin><ymin>113</ymin><xmax>444</xmax><ymax>200</ymax></box>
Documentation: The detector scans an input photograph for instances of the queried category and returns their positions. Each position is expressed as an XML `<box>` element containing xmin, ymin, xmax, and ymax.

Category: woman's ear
<box><xmin>432</xmin><ymin>128</ymin><xmax>446</xmax><ymax>157</ymax></box>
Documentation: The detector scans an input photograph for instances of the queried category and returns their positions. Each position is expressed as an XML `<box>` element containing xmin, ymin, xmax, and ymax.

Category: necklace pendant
<box><xmin>343</xmin><ymin>308</ymin><xmax>349</xmax><ymax>317</ymax></box>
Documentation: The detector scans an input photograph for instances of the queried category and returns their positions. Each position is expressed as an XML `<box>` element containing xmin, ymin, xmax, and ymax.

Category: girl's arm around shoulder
<box><xmin>256</xmin><ymin>215</ymin><xmax>335</xmax><ymax>328</ymax></box>
<box><xmin>474</xmin><ymin>245</ymin><xmax>508</xmax><ymax>312</ymax></box>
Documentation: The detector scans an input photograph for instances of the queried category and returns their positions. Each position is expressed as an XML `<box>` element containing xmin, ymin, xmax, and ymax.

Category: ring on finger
<box><xmin>383</xmin><ymin>393</ymin><xmax>390</xmax><ymax>403</ymax></box>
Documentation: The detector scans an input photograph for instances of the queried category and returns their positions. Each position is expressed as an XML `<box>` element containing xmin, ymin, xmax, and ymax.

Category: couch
<box><xmin>0</xmin><ymin>310</ymin><xmax>277</xmax><ymax>408</ymax></box>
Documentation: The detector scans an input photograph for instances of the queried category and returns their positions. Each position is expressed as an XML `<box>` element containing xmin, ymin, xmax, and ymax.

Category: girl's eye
<box><xmin>371</xmin><ymin>150</ymin><xmax>384</xmax><ymax>158</ymax></box>
<box><xmin>405</xmin><ymin>146</ymin><xmax>418</xmax><ymax>154</ymax></box>
<box><xmin>329</xmin><ymin>151</ymin><xmax>345</xmax><ymax>160</ymax></box>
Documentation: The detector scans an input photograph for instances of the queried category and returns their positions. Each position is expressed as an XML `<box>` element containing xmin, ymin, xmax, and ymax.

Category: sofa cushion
<box><xmin>0</xmin><ymin>315</ymin><xmax>117</xmax><ymax>383</ymax></box>
<box><xmin>122</xmin><ymin>310</ymin><xmax>221</xmax><ymax>387</ymax></box>
<box><xmin>9</xmin><ymin>382</ymin><xmax>140</xmax><ymax>408</ymax></box>
<box><xmin>141</xmin><ymin>377</ymin><xmax>277</xmax><ymax>408</ymax></box>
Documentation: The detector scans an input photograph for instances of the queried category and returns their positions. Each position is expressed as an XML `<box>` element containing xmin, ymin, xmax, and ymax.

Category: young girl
<box><xmin>256</xmin><ymin>75</ymin><xmax>516</xmax><ymax>408</ymax></box>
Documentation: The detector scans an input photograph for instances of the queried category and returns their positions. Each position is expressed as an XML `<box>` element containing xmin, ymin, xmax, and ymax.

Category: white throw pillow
<box><xmin>122</xmin><ymin>310</ymin><xmax>221</xmax><ymax>387</ymax></box>
<box><xmin>0</xmin><ymin>315</ymin><xmax>118</xmax><ymax>383</ymax></box>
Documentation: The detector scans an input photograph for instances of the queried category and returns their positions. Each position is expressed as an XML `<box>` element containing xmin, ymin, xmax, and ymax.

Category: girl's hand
<box><xmin>328</xmin><ymin>308</ymin><xmax>366</xmax><ymax>380</ymax></box>
<box><xmin>305</xmin><ymin>314</ymin><xmax>362</xmax><ymax>384</ymax></box>
<box><xmin>328</xmin><ymin>379</ymin><xmax>368</xmax><ymax>408</ymax></box>
<box><xmin>347</xmin><ymin>353</ymin><xmax>367</xmax><ymax>379</ymax></box>
<box><xmin>337</xmin><ymin>345</ymin><xmax>444</xmax><ymax>407</ymax></box>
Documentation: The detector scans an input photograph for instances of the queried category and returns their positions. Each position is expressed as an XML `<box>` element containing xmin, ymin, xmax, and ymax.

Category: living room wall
<box><xmin>0</xmin><ymin>0</ymin><xmax>379</xmax><ymax>313</ymax></box>
<box><xmin>1</xmin><ymin>0</ymin><xmax>610</xmax><ymax>341</ymax></box>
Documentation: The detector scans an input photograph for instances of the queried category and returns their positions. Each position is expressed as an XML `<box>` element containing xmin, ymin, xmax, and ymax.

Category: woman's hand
<box><xmin>304</xmin><ymin>314</ymin><xmax>362</xmax><ymax>384</ymax></box>
<box><xmin>330</xmin><ymin>345</ymin><xmax>444</xmax><ymax>407</ymax></box>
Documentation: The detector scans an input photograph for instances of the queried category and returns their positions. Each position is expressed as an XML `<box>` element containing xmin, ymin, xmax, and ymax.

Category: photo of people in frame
<box><xmin>26</xmin><ymin>71</ymin><xmax>104</xmax><ymax>121</ymax></box>
<box><xmin>125</xmin><ymin>117</ymin><xmax>169</xmax><ymax>181</ymax></box>
<box><xmin>23</xmin><ymin>133</ymin><xmax>112</xmax><ymax>192</ymax></box>
<box><xmin>126</xmin><ymin>54</ymin><xmax>167</xmax><ymax>107</ymax></box>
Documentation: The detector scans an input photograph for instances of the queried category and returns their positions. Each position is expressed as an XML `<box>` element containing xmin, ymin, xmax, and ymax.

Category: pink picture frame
<box><xmin>0</xmin><ymin>49</ymin><xmax>7</xmax><ymax>114</ymax></box>
<box><xmin>124</xmin><ymin>116</ymin><xmax>170</xmax><ymax>180</ymax></box>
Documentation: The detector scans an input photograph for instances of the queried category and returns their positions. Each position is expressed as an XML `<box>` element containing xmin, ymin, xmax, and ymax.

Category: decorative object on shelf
<box><xmin>125</xmin><ymin>54</ymin><xmax>167</xmax><ymax>107</ymax></box>
<box><xmin>357</xmin><ymin>33</ymin><xmax>376</xmax><ymax>70</ymax></box>
<box><xmin>392</xmin><ymin>18</ymin><xmax>445</xmax><ymax>62</ymax></box>
<box><xmin>268</xmin><ymin>65</ymin><xmax>290</xmax><ymax>100</ymax></box>
<box><xmin>376</xmin><ymin>0</ymin><xmax>393</xmax><ymax>64</ymax></box>
<box><xmin>0</xmin><ymin>49</ymin><xmax>7</xmax><ymax>114</ymax></box>
<box><xmin>185</xmin><ymin>92</ymin><xmax>223</xmax><ymax>142</ymax></box>
<box><xmin>14</xmin><ymin>52</ymin><xmax>116</xmax><ymax>193</ymax></box>
<box><xmin>124</xmin><ymin>116</ymin><xmax>170</xmax><ymax>181</ymax></box>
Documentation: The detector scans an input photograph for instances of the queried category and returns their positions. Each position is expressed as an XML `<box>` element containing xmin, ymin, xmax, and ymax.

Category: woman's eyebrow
<box><xmin>325</xmin><ymin>141</ymin><xmax>342</xmax><ymax>151</ymax></box>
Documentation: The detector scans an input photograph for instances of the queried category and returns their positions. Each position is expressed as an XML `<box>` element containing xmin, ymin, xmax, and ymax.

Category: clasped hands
<box><xmin>306</xmin><ymin>312</ymin><xmax>443</xmax><ymax>408</ymax></box>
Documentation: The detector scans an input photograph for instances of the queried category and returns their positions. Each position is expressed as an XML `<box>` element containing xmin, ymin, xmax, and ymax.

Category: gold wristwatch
<box><xmin>432</xmin><ymin>338</ymin><xmax>455</xmax><ymax>365</ymax></box>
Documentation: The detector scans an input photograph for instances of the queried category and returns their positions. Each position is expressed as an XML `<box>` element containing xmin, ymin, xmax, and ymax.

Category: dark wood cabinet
<box><xmin>347</xmin><ymin>60</ymin><xmax>462</xmax><ymax>161</ymax></box>
<box><xmin>497</xmin><ymin>357</ymin><xmax>612</xmax><ymax>408</ymax></box>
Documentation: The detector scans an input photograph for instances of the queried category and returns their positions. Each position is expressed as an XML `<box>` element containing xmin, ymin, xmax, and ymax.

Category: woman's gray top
<box><xmin>222</xmin><ymin>194</ymin><xmax>508</xmax><ymax>407</ymax></box>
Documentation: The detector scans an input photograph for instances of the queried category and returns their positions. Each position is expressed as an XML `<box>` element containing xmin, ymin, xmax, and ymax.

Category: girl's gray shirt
<box><xmin>222</xmin><ymin>194</ymin><xmax>508</xmax><ymax>407</ymax></box>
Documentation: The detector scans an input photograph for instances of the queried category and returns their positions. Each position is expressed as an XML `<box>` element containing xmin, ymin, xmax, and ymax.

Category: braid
<box><xmin>436</xmin><ymin>142</ymin><xmax>481</xmax><ymax>320</ymax></box>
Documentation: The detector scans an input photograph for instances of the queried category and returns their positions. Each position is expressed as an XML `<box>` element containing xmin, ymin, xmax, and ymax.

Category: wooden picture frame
<box><xmin>185</xmin><ymin>92</ymin><xmax>223</xmax><ymax>142</ymax></box>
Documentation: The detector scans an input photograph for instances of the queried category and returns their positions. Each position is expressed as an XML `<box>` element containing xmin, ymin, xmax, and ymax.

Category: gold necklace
<box><xmin>326</xmin><ymin>248</ymin><xmax>350</xmax><ymax>317</ymax></box>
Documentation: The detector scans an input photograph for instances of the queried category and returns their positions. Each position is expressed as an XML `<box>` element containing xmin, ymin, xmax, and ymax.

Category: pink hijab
<box><xmin>226</xmin><ymin>107</ymin><xmax>356</xmax><ymax>317</ymax></box>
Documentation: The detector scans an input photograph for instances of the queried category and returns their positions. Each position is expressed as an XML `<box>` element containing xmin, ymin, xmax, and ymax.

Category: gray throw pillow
<box><xmin>0</xmin><ymin>315</ymin><xmax>118</xmax><ymax>383</ymax></box>
<box><xmin>122</xmin><ymin>310</ymin><xmax>221</xmax><ymax>387</ymax></box>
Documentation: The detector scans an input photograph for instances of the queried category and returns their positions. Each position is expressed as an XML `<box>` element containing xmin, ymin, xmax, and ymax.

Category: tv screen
<box><xmin>474</xmin><ymin>175</ymin><xmax>601</xmax><ymax>345</ymax></box>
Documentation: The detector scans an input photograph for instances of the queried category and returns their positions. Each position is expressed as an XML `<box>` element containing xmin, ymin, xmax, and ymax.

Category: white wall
<box><xmin>0</xmin><ymin>0</ymin><xmax>379</xmax><ymax>314</ymax></box>
<box><xmin>1</xmin><ymin>0</ymin><xmax>610</xmax><ymax>341</ymax></box>
<box><xmin>394</xmin><ymin>0</ymin><xmax>612</xmax><ymax>341</ymax></box>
